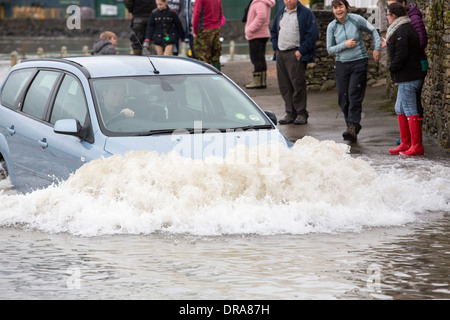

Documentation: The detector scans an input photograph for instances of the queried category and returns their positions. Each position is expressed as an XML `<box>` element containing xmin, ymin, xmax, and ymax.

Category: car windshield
<box><xmin>91</xmin><ymin>75</ymin><xmax>271</xmax><ymax>136</ymax></box>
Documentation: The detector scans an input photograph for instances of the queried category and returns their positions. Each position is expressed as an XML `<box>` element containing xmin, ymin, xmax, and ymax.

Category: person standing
<box><xmin>93</xmin><ymin>31</ymin><xmax>117</xmax><ymax>55</ymax></box>
<box><xmin>144</xmin><ymin>0</ymin><xmax>184</xmax><ymax>56</ymax></box>
<box><xmin>125</xmin><ymin>0</ymin><xmax>157</xmax><ymax>55</ymax></box>
<box><xmin>382</xmin><ymin>2</ymin><xmax>424</xmax><ymax>156</ymax></box>
<box><xmin>388</xmin><ymin>0</ymin><xmax>428</xmax><ymax>120</ymax></box>
<box><xmin>270</xmin><ymin>0</ymin><xmax>319</xmax><ymax>125</ymax></box>
<box><xmin>167</xmin><ymin>0</ymin><xmax>185</xmax><ymax>55</ymax></box>
<box><xmin>326</xmin><ymin>0</ymin><xmax>381</xmax><ymax>142</ymax></box>
<box><xmin>192</xmin><ymin>0</ymin><xmax>223</xmax><ymax>70</ymax></box>
<box><xmin>244</xmin><ymin>0</ymin><xmax>276</xmax><ymax>89</ymax></box>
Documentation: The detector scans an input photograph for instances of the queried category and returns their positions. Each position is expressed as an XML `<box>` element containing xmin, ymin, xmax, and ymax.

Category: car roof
<box><xmin>18</xmin><ymin>55</ymin><xmax>219</xmax><ymax>79</ymax></box>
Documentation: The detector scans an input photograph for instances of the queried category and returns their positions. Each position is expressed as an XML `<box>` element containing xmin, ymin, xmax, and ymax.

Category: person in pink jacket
<box><xmin>244</xmin><ymin>0</ymin><xmax>276</xmax><ymax>89</ymax></box>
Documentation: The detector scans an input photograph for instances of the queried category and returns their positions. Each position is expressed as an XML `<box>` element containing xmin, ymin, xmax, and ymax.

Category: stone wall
<box><xmin>415</xmin><ymin>0</ymin><xmax>450</xmax><ymax>148</ymax></box>
<box><xmin>384</xmin><ymin>0</ymin><xmax>449</xmax><ymax>148</ymax></box>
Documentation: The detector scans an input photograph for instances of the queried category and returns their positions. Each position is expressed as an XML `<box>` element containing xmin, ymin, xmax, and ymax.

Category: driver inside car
<box><xmin>100</xmin><ymin>82</ymin><xmax>135</xmax><ymax>124</ymax></box>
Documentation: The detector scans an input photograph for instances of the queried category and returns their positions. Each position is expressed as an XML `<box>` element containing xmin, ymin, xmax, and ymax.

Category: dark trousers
<box><xmin>276</xmin><ymin>49</ymin><xmax>308</xmax><ymax>117</ymax></box>
<box><xmin>416</xmin><ymin>70</ymin><xmax>427</xmax><ymax>118</ymax></box>
<box><xmin>335</xmin><ymin>58</ymin><xmax>368</xmax><ymax>128</ymax></box>
<box><xmin>129</xmin><ymin>17</ymin><xmax>148</xmax><ymax>51</ymax></box>
<box><xmin>248</xmin><ymin>38</ymin><xmax>268</xmax><ymax>72</ymax></box>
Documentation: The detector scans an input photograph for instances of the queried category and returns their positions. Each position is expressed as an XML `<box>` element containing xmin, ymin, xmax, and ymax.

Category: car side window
<box><xmin>0</xmin><ymin>69</ymin><xmax>34</xmax><ymax>109</ymax></box>
<box><xmin>22</xmin><ymin>70</ymin><xmax>59</xmax><ymax>120</ymax></box>
<box><xmin>50</xmin><ymin>74</ymin><xmax>88</xmax><ymax>126</ymax></box>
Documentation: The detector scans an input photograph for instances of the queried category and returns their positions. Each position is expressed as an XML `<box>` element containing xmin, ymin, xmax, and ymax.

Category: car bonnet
<box><xmin>103</xmin><ymin>129</ymin><xmax>290</xmax><ymax>160</ymax></box>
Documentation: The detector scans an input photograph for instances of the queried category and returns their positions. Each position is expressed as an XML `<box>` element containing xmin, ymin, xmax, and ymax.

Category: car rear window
<box><xmin>1</xmin><ymin>69</ymin><xmax>34</xmax><ymax>109</ymax></box>
<box><xmin>22</xmin><ymin>70</ymin><xmax>59</xmax><ymax>120</ymax></box>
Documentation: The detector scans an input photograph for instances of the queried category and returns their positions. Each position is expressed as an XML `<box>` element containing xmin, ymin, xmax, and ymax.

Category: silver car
<box><xmin>0</xmin><ymin>55</ymin><xmax>290</xmax><ymax>193</ymax></box>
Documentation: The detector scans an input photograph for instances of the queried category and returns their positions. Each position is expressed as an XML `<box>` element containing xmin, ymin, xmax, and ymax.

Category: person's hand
<box><xmin>345</xmin><ymin>38</ymin><xmax>356</xmax><ymax>48</ymax></box>
<box><xmin>373</xmin><ymin>49</ymin><xmax>381</xmax><ymax>63</ymax></box>
<box><xmin>380</xmin><ymin>37</ymin><xmax>387</xmax><ymax>48</ymax></box>
<box><xmin>120</xmin><ymin>108</ymin><xmax>135</xmax><ymax>118</ymax></box>
<box><xmin>295</xmin><ymin>50</ymin><xmax>302</xmax><ymax>61</ymax></box>
<box><xmin>143</xmin><ymin>40</ymin><xmax>150</xmax><ymax>54</ymax></box>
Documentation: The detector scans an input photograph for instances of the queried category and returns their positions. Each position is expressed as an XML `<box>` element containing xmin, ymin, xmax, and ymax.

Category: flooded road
<box><xmin>0</xmin><ymin>48</ymin><xmax>449</xmax><ymax>300</ymax></box>
<box><xmin>0</xmin><ymin>141</ymin><xmax>449</xmax><ymax>300</ymax></box>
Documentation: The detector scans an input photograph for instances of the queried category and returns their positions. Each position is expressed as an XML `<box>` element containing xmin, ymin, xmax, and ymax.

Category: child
<box><xmin>93</xmin><ymin>31</ymin><xmax>117</xmax><ymax>55</ymax></box>
<box><xmin>143</xmin><ymin>0</ymin><xmax>184</xmax><ymax>55</ymax></box>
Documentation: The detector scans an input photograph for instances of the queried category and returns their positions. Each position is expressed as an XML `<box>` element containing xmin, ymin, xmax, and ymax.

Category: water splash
<box><xmin>0</xmin><ymin>137</ymin><xmax>449</xmax><ymax>236</ymax></box>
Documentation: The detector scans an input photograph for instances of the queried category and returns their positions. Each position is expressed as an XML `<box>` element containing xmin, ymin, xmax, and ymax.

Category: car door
<box><xmin>41</xmin><ymin>72</ymin><xmax>95</xmax><ymax>184</ymax></box>
<box><xmin>4</xmin><ymin>69</ymin><xmax>60</xmax><ymax>191</ymax></box>
<box><xmin>5</xmin><ymin>69</ymin><xmax>95</xmax><ymax>191</ymax></box>
<box><xmin>0</xmin><ymin>67</ymin><xmax>36</xmax><ymax>189</ymax></box>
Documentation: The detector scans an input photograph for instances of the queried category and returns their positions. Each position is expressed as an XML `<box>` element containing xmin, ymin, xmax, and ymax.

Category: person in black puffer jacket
<box><xmin>143</xmin><ymin>0</ymin><xmax>184</xmax><ymax>55</ymax></box>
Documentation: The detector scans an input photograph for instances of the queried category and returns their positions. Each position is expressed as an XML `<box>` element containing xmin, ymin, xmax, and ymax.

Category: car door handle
<box><xmin>38</xmin><ymin>138</ymin><xmax>48</xmax><ymax>149</ymax></box>
<box><xmin>7</xmin><ymin>125</ymin><xmax>15</xmax><ymax>135</ymax></box>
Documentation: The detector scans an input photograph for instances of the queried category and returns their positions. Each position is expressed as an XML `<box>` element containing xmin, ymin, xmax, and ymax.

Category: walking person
<box><xmin>382</xmin><ymin>2</ymin><xmax>424</xmax><ymax>156</ymax></box>
<box><xmin>388</xmin><ymin>0</ymin><xmax>428</xmax><ymax>120</ymax></box>
<box><xmin>192</xmin><ymin>0</ymin><xmax>223</xmax><ymax>70</ymax></box>
<box><xmin>124</xmin><ymin>0</ymin><xmax>157</xmax><ymax>55</ymax></box>
<box><xmin>270</xmin><ymin>0</ymin><xmax>319</xmax><ymax>125</ymax></box>
<box><xmin>326</xmin><ymin>0</ymin><xmax>381</xmax><ymax>142</ymax></box>
<box><xmin>144</xmin><ymin>0</ymin><xmax>184</xmax><ymax>56</ymax></box>
<box><xmin>244</xmin><ymin>0</ymin><xmax>276</xmax><ymax>90</ymax></box>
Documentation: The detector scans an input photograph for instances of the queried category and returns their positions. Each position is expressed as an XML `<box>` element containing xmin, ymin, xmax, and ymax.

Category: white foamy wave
<box><xmin>0</xmin><ymin>136</ymin><xmax>449</xmax><ymax>236</ymax></box>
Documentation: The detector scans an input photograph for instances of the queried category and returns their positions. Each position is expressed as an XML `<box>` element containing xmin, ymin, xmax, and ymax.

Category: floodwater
<box><xmin>0</xmin><ymin>138</ymin><xmax>449</xmax><ymax>300</ymax></box>
<box><xmin>0</xmin><ymin>51</ymin><xmax>449</xmax><ymax>300</ymax></box>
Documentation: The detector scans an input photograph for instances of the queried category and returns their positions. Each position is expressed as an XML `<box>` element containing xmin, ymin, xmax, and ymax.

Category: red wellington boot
<box><xmin>400</xmin><ymin>115</ymin><xmax>424</xmax><ymax>156</ymax></box>
<box><xmin>389</xmin><ymin>114</ymin><xmax>410</xmax><ymax>155</ymax></box>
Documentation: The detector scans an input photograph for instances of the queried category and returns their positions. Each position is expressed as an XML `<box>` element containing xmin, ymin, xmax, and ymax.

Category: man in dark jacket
<box><xmin>383</xmin><ymin>2</ymin><xmax>424</xmax><ymax>156</ymax></box>
<box><xmin>125</xmin><ymin>0</ymin><xmax>157</xmax><ymax>55</ymax></box>
<box><xmin>270</xmin><ymin>0</ymin><xmax>319</xmax><ymax>125</ymax></box>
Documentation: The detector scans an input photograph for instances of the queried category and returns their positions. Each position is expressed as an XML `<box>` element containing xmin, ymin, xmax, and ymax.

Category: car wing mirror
<box><xmin>264</xmin><ymin>110</ymin><xmax>277</xmax><ymax>125</ymax></box>
<box><xmin>54</xmin><ymin>119</ymin><xmax>82</xmax><ymax>137</ymax></box>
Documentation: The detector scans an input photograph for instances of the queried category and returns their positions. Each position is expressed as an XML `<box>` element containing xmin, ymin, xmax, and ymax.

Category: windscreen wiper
<box><xmin>230</xmin><ymin>124</ymin><xmax>274</xmax><ymax>131</ymax></box>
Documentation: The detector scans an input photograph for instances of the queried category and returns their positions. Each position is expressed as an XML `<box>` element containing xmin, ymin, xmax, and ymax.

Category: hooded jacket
<box><xmin>245</xmin><ymin>0</ymin><xmax>275</xmax><ymax>41</ymax></box>
<box><xmin>93</xmin><ymin>39</ymin><xmax>116</xmax><ymax>55</ymax></box>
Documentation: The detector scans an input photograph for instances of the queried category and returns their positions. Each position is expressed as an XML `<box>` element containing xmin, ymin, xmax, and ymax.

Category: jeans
<box><xmin>395</xmin><ymin>79</ymin><xmax>423</xmax><ymax>116</ymax></box>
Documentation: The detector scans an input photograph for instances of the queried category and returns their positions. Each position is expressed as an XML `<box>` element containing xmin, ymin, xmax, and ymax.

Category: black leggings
<box><xmin>248</xmin><ymin>38</ymin><xmax>269</xmax><ymax>72</ymax></box>
<box><xmin>335</xmin><ymin>58</ymin><xmax>368</xmax><ymax>127</ymax></box>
